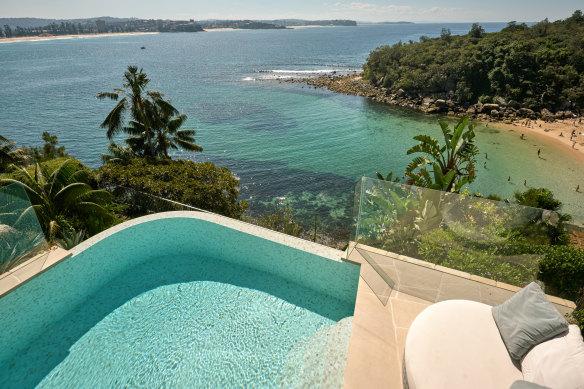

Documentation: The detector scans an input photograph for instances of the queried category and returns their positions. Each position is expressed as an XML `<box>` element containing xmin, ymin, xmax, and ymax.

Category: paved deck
<box><xmin>342</xmin><ymin>244</ymin><xmax>576</xmax><ymax>388</ymax></box>
<box><xmin>344</xmin><ymin>270</ymin><xmax>431</xmax><ymax>388</ymax></box>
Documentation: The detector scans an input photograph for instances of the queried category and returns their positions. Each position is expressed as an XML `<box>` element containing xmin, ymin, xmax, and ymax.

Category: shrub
<box><xmin>538</xmin><ymin>245</ymin><xmax>584</xmax><ymax>302</ymax></box>
<box><xmin>98</xmin><ymin>158</ymin><xmax>248</xmax><ymax>219</ymax></box>
<box><xmin>417</xmin><ymin>228</ymin><xmax>537</xmax><ymax>286</ymax></box>
<box><xmin>254</xmin><ymin>204</ymin><xmax>303</xmax><ymax>237</ymax></box>
<box><xmin>571</xmin><ymin>310</ymin><xmax>584</xmax><ymax>336</ymax></box>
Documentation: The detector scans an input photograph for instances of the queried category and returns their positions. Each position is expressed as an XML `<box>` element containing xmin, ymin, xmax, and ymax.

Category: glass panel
<box><xmin>109</xmin><ymin>185</ymin><xmax>208</xmax><ymax>216</ymax></box>
<box><xmin>0</xmin><ymin>183</ymin><xmax>49</xmax><ymax>275</ymax></box>
<box><xmin>350</xmin><ymin>177</ymin><xmax>581</xmax><ymax>305</ymax></box>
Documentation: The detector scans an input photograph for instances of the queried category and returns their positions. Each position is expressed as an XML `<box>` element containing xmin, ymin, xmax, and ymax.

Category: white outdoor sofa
<box><xmin>404</xmin><ymin>300</ymin><xmax>523</xmax><ymax>389</ymax></box>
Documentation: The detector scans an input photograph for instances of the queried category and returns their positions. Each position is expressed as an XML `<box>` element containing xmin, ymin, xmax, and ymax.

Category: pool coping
<box><xmin>1</xmin><ymin>211</ymin><xmax>348</xmax><ymax>299</ymax></box>
<box><xmin>70</xmin><ymin>211</ymin><xmax>345</xmax><ymax>262</ymax></box>
<box><xmin>0</xmin><ymin>247</ymin><xmax>72</xmax><ymax>298</ymax></box>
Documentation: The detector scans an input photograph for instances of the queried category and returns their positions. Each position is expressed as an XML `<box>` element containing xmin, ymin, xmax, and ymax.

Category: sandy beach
<box><xmin>487</xmin><ymin>118</ymin><xmax>584</xmax><ymax>165</ymax></box>
<box><xmin>203</xmin><ymin>28</ymin><xmax>245</xmax><ymax>32</ymax></box>
<box><xmin>0</xmin><ymin>32</ymin><xmax>159</xmax><ymax>43</ymax></box>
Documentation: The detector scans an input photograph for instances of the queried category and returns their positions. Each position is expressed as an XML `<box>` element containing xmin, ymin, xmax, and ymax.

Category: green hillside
<box><xmin>363</xmin><ymin>11</ymin><xmax>584</xmax><ymax>113</ymax></box>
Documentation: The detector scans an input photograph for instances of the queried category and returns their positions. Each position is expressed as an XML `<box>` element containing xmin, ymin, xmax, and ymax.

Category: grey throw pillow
<box><xmin>509</xmin><ymin>380</ymin><xmax>551</xmax><ymax>389</ymax></box>
<box><xmin>492</xmin><ymin>282</ymin><xmax>568</xmax><ymax>361</ymax></box>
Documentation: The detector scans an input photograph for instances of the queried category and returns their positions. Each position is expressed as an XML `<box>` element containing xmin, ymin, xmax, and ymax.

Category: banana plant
<box><xmin>405</xmin><ymin>117</ymin><xmax>478</xmax><ymax>192</ymax></box>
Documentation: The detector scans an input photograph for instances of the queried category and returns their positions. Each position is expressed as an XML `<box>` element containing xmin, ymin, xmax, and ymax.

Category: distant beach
<box><xmin>203</xmin><ymin>28</ymin><xmax>245</xmax><ymax>32</ymax></box>
<box><xmin>493</xmin><ymin>119</ymin><xmax>584</xmax><ymax>165</ymax></box>
<box><xmin>0</xmin><ymin>32</ymin><xmax>159</xmax><ymax>44</ymax></box>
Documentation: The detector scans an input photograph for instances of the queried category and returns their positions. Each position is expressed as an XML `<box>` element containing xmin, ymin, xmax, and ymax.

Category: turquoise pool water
<box><xmin>0</xmin><ymin>215</ymin><xmax>360</xmax><ymax>388</ymax></box>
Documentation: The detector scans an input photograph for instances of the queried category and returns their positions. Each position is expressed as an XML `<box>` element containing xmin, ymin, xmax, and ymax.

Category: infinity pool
<box><xmin>0</xmin><ymin>213</ymin><xmax>360</xmax><ymax>388</ymax></box>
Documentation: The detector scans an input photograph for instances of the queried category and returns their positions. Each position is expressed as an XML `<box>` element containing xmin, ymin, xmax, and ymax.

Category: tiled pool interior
<box><xmin>0</xmin><ymin>216</ymin><xmax>360</xmax><ymax>387</ymax></box>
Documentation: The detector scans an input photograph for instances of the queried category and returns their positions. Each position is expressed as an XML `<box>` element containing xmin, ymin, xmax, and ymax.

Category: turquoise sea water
<box><xmin>0</xmin><ymin>24</ymin><xmax>582</xmax><ymax>229</ymax></box>
<box><xmin>0</xmin><ymin>216</ymin><xmax>360</xmax><ymax>387</ymax></box>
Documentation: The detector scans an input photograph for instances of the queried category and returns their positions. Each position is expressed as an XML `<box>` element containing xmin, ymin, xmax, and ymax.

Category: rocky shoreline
<box><xmin>287</xmin><ymin>74</ymin><xmax>579</xmax><ymax>122</ymax></box>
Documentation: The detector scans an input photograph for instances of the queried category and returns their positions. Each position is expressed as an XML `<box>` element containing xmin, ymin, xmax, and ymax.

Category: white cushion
<box><xmin>521</xmin><ymin>325</ymin><xmax>584</xmax><ymax>389</ymax></box>
<box><xmin>405</xmin><ymin>300</ymin><xmax>522</xmax><ymax>389</ymax></box>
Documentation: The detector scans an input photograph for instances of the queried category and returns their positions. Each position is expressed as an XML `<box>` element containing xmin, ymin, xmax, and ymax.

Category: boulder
<box><xmin>422</xmin><ymin>98</ymin><xmax>435</xmax><ymax>108</ymax></box>
<box><xmin>395</xmin><ymin>88</ymin><xmax>406</xmax><ymax>97</ymax></box>
<box><xmin>482</xmin><ymin>103</ymin><xmax>500</xmax><ymax>113</ymax></box>
<box><xmin>555</xmin><ymin>110</ymin><xmax>575</xmax><ymax>119</ymax></box>
<box><xmin>540</xmin><ymin>108</ymin><xmax>554</xmax><ymax>121</ymax></box>
<box><xmin>507</xmin><ymin>100</ymin><xmax>521</xmax><ymax>109</ymax></box>
<box><xmin>490</xmin><ymin>110</ymin><xmax>500</xmax><ymax>118</ymax></box>
<box><xmin>426</xmin><ymin>107</ymin><xmax>442</xmax><ymax>114</ymax></box>
<box><xmin>518</xmin><ymin>108</ymin><xmax>535</xmax><ymax>118</ymax></box>
<box><xmin>495</xmin><ymin>97</ymin><xmax>507</xmax><ymax>106</ymax></box>
<box><xmin>435</xmin><ymin>99</ymin><xmax>448</xmax><ymax>108</ymax></box>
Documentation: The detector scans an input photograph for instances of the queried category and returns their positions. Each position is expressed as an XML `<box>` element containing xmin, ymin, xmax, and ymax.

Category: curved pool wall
<box><xmin>0</xmin><ymin>212</ymin><xmax>360</xmax><ymax>387</ymax></box>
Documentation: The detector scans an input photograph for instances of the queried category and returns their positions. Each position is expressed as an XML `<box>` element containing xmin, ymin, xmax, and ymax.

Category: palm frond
<box><xmin>48</xmin><ymin>159</ymin><xmax>79</xmax><ymax>198</ymax></box>
<box><xmin>174</xmin><ymin>138</ymin><xmax>203</xmax><ymax>152</ymax></box>
<box><xmin>100</xmin><ymin>98</ymin><xmax>127</xmax><ymax>139</ymax></box>
<box><xmin>95</xmin><ymin>91</ymin><xmax>119</xmax><ymax>101</ymax></box>
<box><xmin>53</xmin><ymin>182</ymin><xmax>93</xmax><ymax>211</ymax></box>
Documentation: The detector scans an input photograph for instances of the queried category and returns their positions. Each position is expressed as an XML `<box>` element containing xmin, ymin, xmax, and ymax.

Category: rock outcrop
<box><xmin>286</xmin><ymin>74</ymin><xmax>576</xmax><ymax>122</ymax></box>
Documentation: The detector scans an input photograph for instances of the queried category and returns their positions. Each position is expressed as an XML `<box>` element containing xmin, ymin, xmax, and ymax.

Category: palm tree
<box><xmin>153</xmin><ymin>109</ymin><xmax>203</xmax><ymax>159</ymax></box>
<box><xmin>405</xmin><ymin>117</ymin><xmax>478</xmax><ymax>192</ymax></box>
<box><xmin>0</xmin><ymin>134</ymin><xmax>28</xmax><ymax>173</ymax></box>
<box><xmin>100</xmin><ymin>142</ymin><xmax>139</xmax><ymax>164</ymax></box>
<box><xmin>97</xmin><ymin>66</ymin><xmax>201</xmax><ymax>160</ymax></box>
<box><xmin>0</xmin><ymin>159</ymin><xmax>114</xmax><ymax>240</ymax></box>
<box><xmin>97</xmin><ymin>66</ymin><xmax>165</xmax><ymax>157</ymax></box>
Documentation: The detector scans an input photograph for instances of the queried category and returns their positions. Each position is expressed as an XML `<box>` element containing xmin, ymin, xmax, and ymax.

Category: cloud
<box><xmin>348</xmin><ymin>2</ymin><xmax>377</xmax><ymax>10</ymax></box>
<box><xmin>326</xmin><ymin>2</ymin><xmax>487</xmax><ymax>22</ymax></box>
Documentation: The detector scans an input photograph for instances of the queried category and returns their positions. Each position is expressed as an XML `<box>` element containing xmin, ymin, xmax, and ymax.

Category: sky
<box><xmin>2</xmin><ymin>0</ymin><xmax>582</xmax><ymax>23</ymax></box>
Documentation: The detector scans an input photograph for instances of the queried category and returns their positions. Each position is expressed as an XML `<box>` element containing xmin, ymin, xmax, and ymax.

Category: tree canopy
<box><xmin>97</xmin><ymin>158</ymin><xmax>248</xmax><ymax>219</ymax></box>
<box><xmin>363</xmin><ymin>11</ymin><xmax>584</xmax><ymax>112</ymax></box>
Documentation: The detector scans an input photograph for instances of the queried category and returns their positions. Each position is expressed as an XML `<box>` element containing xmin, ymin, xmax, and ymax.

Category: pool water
<box><xmin>0</xmin><ymin>214</ymin><xmax>359</xmax><ymax>388</ymax></box>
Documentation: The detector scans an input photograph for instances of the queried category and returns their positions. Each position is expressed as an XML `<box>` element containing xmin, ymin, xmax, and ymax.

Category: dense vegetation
<box><xmin>98</xmin><ymin>158</ymin><xmax>248</xmax><ymax>219</ymax></box>
<box><xmin>1</xmin><ymin>158</ymin><xmax>116</xmax><ymax>242</ymax></box>
<box><xmin>364</xmin><ymin>11</ymin><xmax>584</xmax><ymax>112</ymax></box>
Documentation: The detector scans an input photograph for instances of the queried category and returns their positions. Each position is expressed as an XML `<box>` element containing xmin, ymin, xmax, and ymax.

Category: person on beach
<box><xmin>524</xmin><ymin>179</ymin><xmax>527</xmax><ymax>186</ymax></box>
<box><xmin>560</xmin><ymin>132</ymin><xmax>564</xmax><ymax>137</ymax></box>
<box><xmin>484</xmin><ymin>162</ymin><xmax>487</xmax><ymax>168</ymax></box>
<box><xmin>520</xmin><ymin>133</ymin><xmax>525</xmax><ymax>140</ymax></box>
<box><xmin>537</xmin><ymin>149</ymin><xmax>541</xmax><ymax>157</ymax></box>
<box><xmin>577</xmin><ymin>185</ymin><xmax>580</xmax><ymax>192</ymax></box>
<box><xmin>508</xmin><ymin>176</ymin><xmax>511</xmax><ymax>182</ymax></box>
<box><xmin>573</xmin><ymin>141</ymin><xmax>577</xmax><ymax>149</ymax></box>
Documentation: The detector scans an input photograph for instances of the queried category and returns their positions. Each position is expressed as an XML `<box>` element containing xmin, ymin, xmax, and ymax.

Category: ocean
<box><xmin>1</xmin><ymin>23</ymin><xmax>582</xmax><ymax>234</ymax></box>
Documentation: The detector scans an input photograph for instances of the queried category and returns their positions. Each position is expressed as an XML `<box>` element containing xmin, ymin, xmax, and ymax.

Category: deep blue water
<box><xmin>1</xmin><ymin>23</ymin><xmax>582</xmax><ymax>230</ymax></box>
